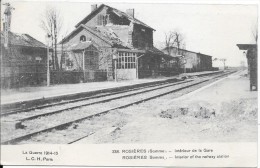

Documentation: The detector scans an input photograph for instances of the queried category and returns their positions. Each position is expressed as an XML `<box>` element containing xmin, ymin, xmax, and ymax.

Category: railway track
<box><xmin>2</xmin><ymin>71</ymin><xmax>224</xmax><ymax>115</ymax></box>
<box><xmin>1</xmin><ymin>71</ymin><xmax>235</xmax><ymax>145</ymax></box>
<box><xmin>2</xmin><ymin>79</ymin><xmax>189</xmax><ymax>118</ymax></box>
<box><xmin>2</xmin><ymin>78</ymin><xmax>182</xmax><ymax>116</ymax></box>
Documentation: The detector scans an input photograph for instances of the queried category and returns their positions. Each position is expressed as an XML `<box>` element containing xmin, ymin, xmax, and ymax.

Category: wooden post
<box><xmin>136</xmin><ymin>54</ymin><xmax>138</xmax><ymax>79</ymax></box>
<box><xmin>112</xmin><ymin>53</ymin><xmax>118</xmax><ymax>82</ymax></box>
<box><xmin>82</xmin><ymin>50</ymin><xmax>85</xmax><ymax>82</ymax></box>
<box><xmin>115</xmin><ymin>59</ymin><xmax>117</xmax><ymax>82</ymax></box>
<box><xmin>136</xmin><ymin>54</ymin><xmax>145</xmax><ymax>79</ymax></box>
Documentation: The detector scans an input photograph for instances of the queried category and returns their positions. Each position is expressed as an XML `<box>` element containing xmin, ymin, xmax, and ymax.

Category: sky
<box><xmin>1</xmin><ymin>0</ymin><xmax>258</xmax><ymax>67</ymax></box>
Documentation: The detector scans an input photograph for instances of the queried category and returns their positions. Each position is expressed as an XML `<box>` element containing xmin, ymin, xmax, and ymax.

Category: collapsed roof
<box><xmin>61</xmin><ymin>24</ymin><xmax>128</xmax><ymax>49</ymax></box>
<box><xmin>75</xmin><ymin>4</ymin><xmax>155</xmax><ymax>31</ymax></box>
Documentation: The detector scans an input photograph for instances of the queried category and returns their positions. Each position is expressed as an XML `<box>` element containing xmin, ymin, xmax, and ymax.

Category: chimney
<box><xmin>91</xmin><ymin>4</ymin><xmax>98</xmax><ymax>12</ymax></box>
<box><xmin>126</xmin><ymin>9</ymin><xmax>134</xmax><ymax>18</ymax></box>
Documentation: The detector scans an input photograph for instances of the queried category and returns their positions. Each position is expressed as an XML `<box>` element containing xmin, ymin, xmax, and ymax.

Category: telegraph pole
<box><xmin>3</xmin><ymin>3</ymin><xmax>14</xmax><ymax>88</ymax></box>
<box><xmin>3</xmin><ymin>3</ymin><xmax>15</xmax><ymax>49</ymax></box>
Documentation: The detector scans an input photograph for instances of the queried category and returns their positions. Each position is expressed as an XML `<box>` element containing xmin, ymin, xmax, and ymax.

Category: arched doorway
<box><xmin>84</xmin><ymin>45</ymin><xmax>99</xmax><ymax>70</ymax></box>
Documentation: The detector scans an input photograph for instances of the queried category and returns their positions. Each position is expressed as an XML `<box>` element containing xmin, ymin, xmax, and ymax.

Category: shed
<box><xmin>1</xmin><ymin>31</ymin><xmax>47</xmax><ymax>88</ymax></box>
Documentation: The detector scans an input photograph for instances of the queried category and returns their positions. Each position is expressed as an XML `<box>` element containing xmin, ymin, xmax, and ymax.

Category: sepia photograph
<box><xmin>0</xmin><ymin>0</ymin><xmax>258</xmax><ymax>166</ymax></box>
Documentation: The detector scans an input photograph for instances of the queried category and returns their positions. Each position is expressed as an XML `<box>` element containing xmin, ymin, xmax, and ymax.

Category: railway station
<box><xmin>0</xmin><ymin>3</ymin><xmax>257</xmax><ymax>163</ymax></box>
<box><xmin>1</xmin><ymin>3</ymin><xmax>215</xmax><ymax>88</ymax></box>
<box><xmin>59</xmin><ymin>4</ymin><xmax>179</xmax><ymax>82</ymax></box>
<box><xmin>56</xmin><ymin>4</ymin><xmax>214</xmax><ymax>83</ymax></box>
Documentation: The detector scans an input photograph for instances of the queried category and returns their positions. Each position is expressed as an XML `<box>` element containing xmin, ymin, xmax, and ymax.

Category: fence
<box><xmin>1</xmin><ymin>63</ymin><xmax>47</xmax><ymax>89</ymax></box>
<box><xmin>51</xmin><ymin>69</ymin><xmax>107</xmax><ymax>84</ymax></box>
<box><xmin>1</xmin><ymin>72</ymin><xmax>46</xmax><ymax>89</ymax></box>
<box><xmin>1</xmin><ymin>69</ymin><xmax>108</xmax><ymax>88</ymax></box>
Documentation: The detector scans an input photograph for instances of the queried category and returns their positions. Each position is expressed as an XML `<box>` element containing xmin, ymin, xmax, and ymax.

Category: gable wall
<box><xmin>63</xmin><ymin>29</ymin><xmax>111</xmax><ymax>48</ymax></box>
<box><xmin>61</xmin><ymin>28</ymin><xmax>114</xmax><ymax>80</ymax></box>
<box><xmin>84</xmin><ymin>7</ymin><xmax>108</xmax><ymax>27</ymax></box>
<box><xmin>84</xmin><ymin>7</ymin><xmax>131</xmax><ymax>27</ymax></box>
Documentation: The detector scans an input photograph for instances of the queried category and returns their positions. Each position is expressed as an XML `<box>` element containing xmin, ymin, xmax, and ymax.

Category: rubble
<box><xmin>160</xmin><ymin>103</ymin><xmax>216</xmax><ymax>119</ymax></box>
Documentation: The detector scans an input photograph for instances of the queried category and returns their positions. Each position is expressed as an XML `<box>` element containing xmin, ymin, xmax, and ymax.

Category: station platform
<box><xmin>1</xmin><ymin>71</ymin><xmax>221</xmax><ymax>107</ymax></box>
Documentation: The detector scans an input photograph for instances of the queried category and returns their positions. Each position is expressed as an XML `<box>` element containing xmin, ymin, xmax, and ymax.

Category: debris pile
<box><xmin>160</xmin><ymin>103</ymin><xmax>216</xmax><ymax>119</ymax></box>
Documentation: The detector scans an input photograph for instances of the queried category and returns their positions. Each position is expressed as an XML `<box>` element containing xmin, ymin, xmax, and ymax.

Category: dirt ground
<box><xmin>75</xmin><ymin>70</ymin><xmax>257</xmax><ymax>143</ymax></box>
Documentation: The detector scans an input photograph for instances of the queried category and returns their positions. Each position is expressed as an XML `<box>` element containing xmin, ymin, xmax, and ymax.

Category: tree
<box><xmin>40</xmin><ymin>7</ymin><xmax>63</xmax><ymax>70</ymax></box>
<box><xmin>164</xmin><ymin>30</ymin><xmax>185</xmax><ymax>55</ymax></box>
<box><xmin>164</xmin><ymin>30</ymin><xmax>186</xmax><ymax>73</ymax></box>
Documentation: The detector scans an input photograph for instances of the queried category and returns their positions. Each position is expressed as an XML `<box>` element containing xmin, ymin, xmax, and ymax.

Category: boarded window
<box><xmin>97</xmin><ymin>15</ymin><xmax>103</xmax><ymax>25</ymax></box>
<box><xmin>97</xmin><ymin>14</ymin><xmax>109</xmax><ymax>25</ymax></box>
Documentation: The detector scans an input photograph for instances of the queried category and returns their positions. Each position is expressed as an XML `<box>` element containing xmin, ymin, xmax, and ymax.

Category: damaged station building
<box><xmin>59</xmin><ymin>4</ymin><xmax>176</xmax><ymax>82</ymax></box>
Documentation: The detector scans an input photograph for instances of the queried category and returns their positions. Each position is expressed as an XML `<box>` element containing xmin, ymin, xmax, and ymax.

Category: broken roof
<box><xmin>0</xmin><ymin>31</ymin><xmax>46</xmax><ymax>48</ymax></box>
<box><xmin>88</xmin><ymin>25</ymin><xmax>125</xmax><ymax>47</ymax></box>
<box><xmin>75</xmin><ymin>4</ymin><xmax>155</xmax><ymax>31</ymax></box>
<box><xmin>61</xmin><ymin>24</ymin><xmax>128</xmax><ymax>49</ymax></box>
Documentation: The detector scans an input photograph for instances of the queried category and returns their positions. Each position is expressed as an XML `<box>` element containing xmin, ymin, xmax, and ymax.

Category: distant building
<box><xmin>59</xmin><ymin>4</ymin><xmax>175</xmax><ymax>82</ymax></box>
<box><xmin>1</xmin><ymin>31</ymin><xmax>47</xmax><ymax>88</ymax></box>
<box><xmin>237</xmin><ymin>44</ymin><xmax>257</xmax><ymax>91</ymax></box>
<box><xmin>162</xmin><ymin>47</ymin><xmax>213</xmax><ymax>72</ymax></box>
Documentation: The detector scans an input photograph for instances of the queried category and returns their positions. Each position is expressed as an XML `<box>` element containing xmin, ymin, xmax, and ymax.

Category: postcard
<box><xmin>0</xmin><ymin>0</ymin><xmax>258</xmax><ymax>167</ymax></box>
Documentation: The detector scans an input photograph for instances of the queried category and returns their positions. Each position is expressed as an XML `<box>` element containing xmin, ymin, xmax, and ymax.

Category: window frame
<box><xmin>80</xmin><ymin>35</ymin><xmax>86</xmax><ymax>42</ymax></box>
<box><xmin>116</xmin><ymin>52</ymin><xmax>137</xmax><ymax>69</ymax></box>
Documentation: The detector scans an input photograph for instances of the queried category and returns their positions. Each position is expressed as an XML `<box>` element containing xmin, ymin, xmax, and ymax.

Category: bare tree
<box><xmin>164</xmin><ymin>31</ymin><xmax>175</xmax><ymax>55</ymax></box>
<box><xmin>164</xmin><ymin>30</ymin><xmax>186</xmax><ymax>73</ymax></box>
<box><xmin>164</xmin><ymin>30</ymin><xmax>185</xmax><ymax>55</ymax></box>
<box><xmin>40</xmin><ymin>7</ymin><xmax>63</xmax><ymax>70</ymax></box>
